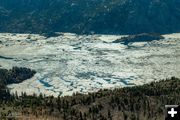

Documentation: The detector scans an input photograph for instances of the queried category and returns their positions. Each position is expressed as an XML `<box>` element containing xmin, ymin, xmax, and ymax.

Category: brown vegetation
<box><xmin>0</xmin><ymin>70</ymin><xmax>179</xmax><ymax>120</ymax></box>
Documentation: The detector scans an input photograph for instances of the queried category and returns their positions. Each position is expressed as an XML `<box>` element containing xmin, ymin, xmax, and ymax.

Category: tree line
<box><xmin>0</xmin><ymin>67</ymin><xmax>179</xmax><ymax>120</ymax></box>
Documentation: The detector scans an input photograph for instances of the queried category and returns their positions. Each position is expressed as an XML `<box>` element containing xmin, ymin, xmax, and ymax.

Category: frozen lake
<box><xmin>0</xmin><ymin>33</ymin><xmax>179</xmax><ymax>97</ymax></box>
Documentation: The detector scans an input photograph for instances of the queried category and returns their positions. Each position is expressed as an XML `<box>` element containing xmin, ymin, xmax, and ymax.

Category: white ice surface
<box><xmin>0</xmin><ymin>33</ymin><xmax>179</xmax><ymax>97</ymax></box>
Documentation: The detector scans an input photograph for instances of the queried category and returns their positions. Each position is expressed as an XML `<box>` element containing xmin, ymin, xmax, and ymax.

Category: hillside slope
<box><xmin>0</xmin><ymin>0</ymin><xmax>180</xmax><ymax>35</ymax></box>
<box><xmin>0</xmin><ymin>76</ymin><xmax>179</xmax><ymax>120</ymax></box>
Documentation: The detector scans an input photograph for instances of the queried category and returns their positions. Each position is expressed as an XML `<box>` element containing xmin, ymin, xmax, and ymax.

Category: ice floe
<box><xmin>0</xmin><ymin>33</ymin><xmax>179</xmax><ymax>97</ymax></box>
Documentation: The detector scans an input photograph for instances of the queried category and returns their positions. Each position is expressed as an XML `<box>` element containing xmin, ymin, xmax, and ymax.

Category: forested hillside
<box><xmin>0</xmin><ymin>67</ymin><xmax>179</xmax><ymax>120</ymax></box>
<box><xmin>0</xmin><ymin>67</ymin><xmax>36</xmax><ymax>100</ymax></box>
<box><xmin>0</xmin><ymin>0</ymin><xmax>180</xmax><ymax>35</ymax></box>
